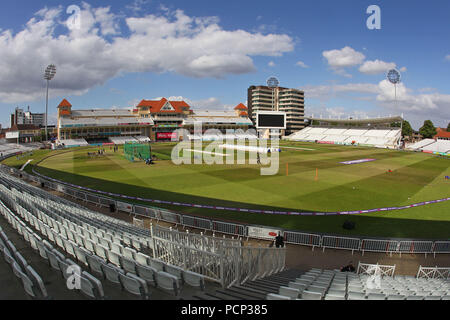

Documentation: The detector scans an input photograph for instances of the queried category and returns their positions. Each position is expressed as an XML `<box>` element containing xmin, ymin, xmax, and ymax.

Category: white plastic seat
<box><xmin>25</xmin><ymin>265</ymin><xmax>48</xmax><ymax>299</ymax></box>
<box><xmin>86</xmin><ymin>254</ymin><xmax>105</xmax><ymax>277</ymax></box>
<box><xmin>36</xmin><ymin>241</ymin><xmax>49</xmax><ymax>260</ymax></box>
<box><xmin>307</xmin><ymin>285</ymin><xmax>326</xmax><ymax>295</ymax></box>
<box><xmin>387</xmin><ymin>295</ymin><xmax>405</xmax><ymax>300</ymax></box>
<box><xmin>14</xmin><ymin>251</ymin><xmax>29</xmax><ymax>271</ymax></box>
<box><xmin>150</xmin><ymin>259</ymin><xmax>165</xmax><ymax>272</ymax></box>
<box><xmin>348</xmin><ymin>292</ymin><xmax>366</xmax><ymax>300</ymax></box>
<box><xmin>99</xmin><ymin>238</ymin><xmax>111</xmax><ymax>250</ymax></box>
<box><xmin>424</xmin><ymin>296</ymin><xmax>441</xmax><ymax>300</ymax></box>
<box><xmin>80</xmin><ymin>271</ymin><xmax>104</xmax><ymax>300</ymax></box>
<box><xmin>120</xmin><ymin>256</ymin><xmax>137</xmax><ymax>274</ymax></box>
<box><xmin>327</xmin><ymin>289</ymin><xmax>346</xmax><ymax>297</ymax></box>
<box><xmin>279</xmin><ymin>286</ymin><xmax>299</xmax><ymax>299</ymax></box>
<box><xmin>101</xmin><ymin>263</ymin><xmax>124</xmax><ymax>285</ymax></box>
<box><xmin>106</xmin><ymin>250</ymin><xmax>121</xmax><ymax>267</ymax></box>
<box><xmin>74</xmin><ymin>246</ymin><xmax>89</xmax><ymax>266</ymax></box>
<box><xmin>122</xmin><ymin>247</ymin><xmax>136</xmax><ymax>260</ymax></box>
<box><xmin>74</xmin><ymin>234</ymin><xmax>85</xmax><ymax>247</ymax></box>
<box><xmin>155</xmin><ymin>271</ymin><xmax>179</xmax><ymax>296</ymax></box>
<box><xmin>111</xmin><ymin>243</ymin><xmax>123</xmax><ymax>255</ymax></box>
<box><xmin>63</xmin><ymin>239</ymin><xmax>76</xmax><ymax>258</ymax></box>
<box><xmin>131</xmin><ymin>238</ymin><xmax>142</xmax><ymax>251</ymax></box>
<box><xmin>325</xmin><ymin>294</ymin><xmax>345</xmax><ymax>300</ymax></box>
<box><xmin>164</xmin><ymin>264</ymin><xmax>184</xmax><ymax>286</ymax></box>
<box><xmin>406</xmin><ymin>296</ymin><xmax>424</xmax><ymax>300</ymax></box>
<box><xmin>183</xmin><ymin>270</ymin><xmax>205</xmax><ymax>291</ymax></box>
<box><xmin>119</xmin><ymin>273</ymin><xmax>149</xmax><ymax>299</ymax></box>
<box><xmin>266</xmin><ymin>293</ymin><xmax>290</xmax><ymax>300</ymax></box>
<box><xmin>94</xmin><ymin>244</ymin><xmax>109</xmax><ymax>261</ymax></box>
<box><xmin>288</xmin><ymin>281</ymin><xmax>306</xmax><ymax>292</ymax></box>
<box><xmin>45</xmin><ymin>248</ymin><xmax>61</xmax><ymax>271</ymax></box>
<box><xmin>301</xmin><ymin>290</ymin><xmax>322</xmax><ymax>300</ymax></box>
<box><xmin>367</xmin><ymin>293</ymin><xmax>386</xmax><ymax>300</ymax></box>
<box><xmin>135</xmin><ymin>253</ymin><xmax>150</xmax><ymax>266</ymax></box>
<box><xmin>84</xmin><ymin>239</ymin><xmax>96</xmax><ymax>253</ymax></box>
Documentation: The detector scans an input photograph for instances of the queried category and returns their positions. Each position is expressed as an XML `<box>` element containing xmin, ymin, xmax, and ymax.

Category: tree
<box><xmin>391</xmin><ymin>120</ymin><xmax>413</xmax><ymax>137</ymax></box>
<box><xmin>447</xmin><ymin>122</ymin><xmax>450</xmax><ymax>132</ymax></box>
<box><xmin>419</xmin><ymin>120</ymin><xmax>437</xmax><ymax>139</ymax></box>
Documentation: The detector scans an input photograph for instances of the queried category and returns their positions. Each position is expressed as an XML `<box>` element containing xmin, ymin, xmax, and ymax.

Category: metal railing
<box><xmin>417</xmin><ymin>266</ymin><xmax>450</xmax><ymax>279</ymax></box>
<box><xmin>0</xmin><ymin>162</ymin><xmax>449</xmax><ymax>257</ymax></box>
<box><xmin>151</xmin><ymin>225</ymin><xmax>286</xmax><ymax>288</ymax></box>
<box><xmin>357</xmin><ymin>262</ymin><xmax>396</xmax><ymax>277</ymax></box>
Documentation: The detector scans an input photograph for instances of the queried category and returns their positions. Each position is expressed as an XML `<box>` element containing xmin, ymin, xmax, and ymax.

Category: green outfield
<box><xmin>3</xmin><ymin>142</ymin><xmax>450</xmax><ymax>239</ymax></box>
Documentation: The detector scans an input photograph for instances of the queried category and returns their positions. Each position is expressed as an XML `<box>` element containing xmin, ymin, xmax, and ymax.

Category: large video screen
<box><xmin>257</xmin><ymin>112</ymin><xmax>286</xmax><ymax>129</ymax></box>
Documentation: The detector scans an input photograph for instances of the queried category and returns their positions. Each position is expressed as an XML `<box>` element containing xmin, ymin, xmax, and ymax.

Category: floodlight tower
<box><xmin>267</xmin><ymin>76</ymin><xmax>280</xmax><ymax>111</ymax></box>
<box><xmin>387</xmin><ymin>69</ymin><xmax>402</xmax><ymax>148</ymax></box>
<box><xmin>44</xmin><ymin>64</ymin><xmax>57</xmax><ymax>142</ymax></box>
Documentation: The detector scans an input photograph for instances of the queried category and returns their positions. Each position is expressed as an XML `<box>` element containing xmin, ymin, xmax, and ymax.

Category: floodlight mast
<box><xmin>44</xmin><ymin>64</ymin><xmax>56</xmax><ymax>142</ymax></box>
<box><xmin>387</xmin><ymin>69</ymin><xmax>402</xmax><ymax>148</ymax></box>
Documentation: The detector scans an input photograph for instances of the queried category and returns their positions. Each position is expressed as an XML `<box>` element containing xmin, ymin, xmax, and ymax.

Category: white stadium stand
<box><xmin>407</xmin><ymin>139</ymin><xmax>450</xmax><ymax>153</ymax></box>
<box><xmin>57</xmin><ymin>139</ymin><xmax>89</xmax><ymax>148</ymax></box>
<box><xmin>287</xmin><ymin>127</ymin><xmax>401</xmax><ymax>149</ymax></box>
<box><xmin>108</xmin><ymin>136</ymin><xmax>138</xmax><ymax>145</ymax></box>
<box><xmin>267</xmin><ymin>265</ymin><xmax>450</xmax><ymax>300</ymax></box>
<box><xmin>406</xmin><ymin>139</ymin><xmax>436</xmax><ymax>151</ymax></box>
<box><xmin>134</xmin><ymin>136</ymin><xmax>151</xmax><ymax>143</ymax></box>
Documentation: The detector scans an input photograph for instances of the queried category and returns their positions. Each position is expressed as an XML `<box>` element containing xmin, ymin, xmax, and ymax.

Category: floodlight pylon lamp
<box><xmin>387</xmin><ymin>69</ymin><xmax>401</xmax><ymax>85</ymax></box>
<box><xmin>266</xmin><ymin>76</ymin><xmax>280</xmax><ymax>88</ymax></box>
<box><xmin>44</xmin><ymin>64</ymin><xmax>57</xmax><ymax>80</ymax></box>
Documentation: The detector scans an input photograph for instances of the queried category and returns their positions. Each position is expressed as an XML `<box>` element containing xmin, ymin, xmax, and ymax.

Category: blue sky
<box><xmin>0</xmin><ymin>0</ymin><xmax>449</xmax><ymax>130</ymax></box>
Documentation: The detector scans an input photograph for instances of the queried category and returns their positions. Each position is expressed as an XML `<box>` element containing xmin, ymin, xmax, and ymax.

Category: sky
<box><xmin>0</xmin><ymin>0</ymin><xmax>449</xmax><ymax>130</ymax></box>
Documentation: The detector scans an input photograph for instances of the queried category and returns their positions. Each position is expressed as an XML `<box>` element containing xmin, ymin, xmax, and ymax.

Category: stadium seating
<box><xmin>134</xmin><ymin>136</ymin><xmax>151</xmax><ymax>143</ymax></box>
<box><xmin>287</xmin><ymin>127</ymin><xmax>401</xmax><ymax>148</ymax></box>
<box><xmin>0</xmin><ymin>169</ymin><xmax>210</xmax><ymax>300</ymax></box>
<box><xmin>271</xmin><ymin>268</ymin><xmax>450</xmax><ymax>300</ymax></box>
<box><xmin>108</xmin><ymin>136</ymin><xmax>138</xmax><ymax>145</ymax></box>
<box><xmin>57</xmin><ymin>139</ymin><xmax>89</xmax><ymax>148</ymax></box>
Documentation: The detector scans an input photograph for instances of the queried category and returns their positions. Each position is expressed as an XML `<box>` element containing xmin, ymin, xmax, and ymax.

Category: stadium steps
<box><xmin>196</xmin><ymin>269</ymin><xmax>305</xmax><ymax>300</ymax></box>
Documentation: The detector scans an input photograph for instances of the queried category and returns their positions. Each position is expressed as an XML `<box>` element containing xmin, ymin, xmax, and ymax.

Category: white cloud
<box><xmin>268</xmin><ymin>61</ymin><xmax>275</xmax><ymax>67</ymax></box>
<box><xmin>445</xmin><ymin>54</ymin><xmax>450</xmax><ymax>61</ymax></box>
<box><xmin>152</xmin><ymin>96</ymin><xmax>235</xmax><ymax>111</ymax></box>
<box><xmin>302</xmin><ymin>80</ymin><xmax>450</xmax><ymax>128</ymax></box>
<box><xmin>399</xmin><ymin>66</ymin><xmax>407</xmax><ymax>72</ymax></box>
<box><xmin>295</xmin><ymin>61</ymin><xmax>308</xmax><ymax>68</ymax></box>
<box><xmin>0</xmin><ymin>4</ymin><xmax>294</xmax><ymax>103</ymax></box>
<box><xmin>301</xmin><ymin>83</ymin><xmax>379</xmax><ymax>99</ymax></box>
<box><xmin>322</xmin><ymin>46</ymin><xmax>365</xmax><ymax>75</ymax></box>
<box><xmin>359</xmin><ymin>59</ymin><xmax>396</xmax><ymax>75</ymax></box>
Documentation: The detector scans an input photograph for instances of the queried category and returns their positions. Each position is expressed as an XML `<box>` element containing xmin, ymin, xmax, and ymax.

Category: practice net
<box><xmin>124</xmin><ymin>142</ymin><xmax>151</xmax><ymax>162</ymax></box>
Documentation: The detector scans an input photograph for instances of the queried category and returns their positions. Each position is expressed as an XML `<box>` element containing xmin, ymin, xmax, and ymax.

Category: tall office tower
<box><xmin>247</xmin><ymin>85</ymin><xmax>305</xmax><ymax>135</ymax></box>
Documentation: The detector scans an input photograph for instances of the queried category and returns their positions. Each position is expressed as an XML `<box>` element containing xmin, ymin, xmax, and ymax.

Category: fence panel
<box><xmin>432</xmin><ymin>241</ymin><xmax>450</xmax><ymax>253</ymax></box>
<box><xmin>322</xmin><ymin>236</ymin><xmax>360</xmax><ymax>251</ymax></box>
<box><xmin>212</xmin><ymin>221</ymin><xmax>246</xmax><ymax>237</ymax></box>
<box><xmin>157</xmin><ymin>209</ymin><xmax>181</xmax><ymax>225</ymax></box>
<box><xmin>134</xmin><ymin>205</ymin><xmax>158</xmax><ymax>219</ymax></box>
<box><xmin>398</xmin><ymin>241</ymin><xmax>433</xmax><ymax>253</ymax></box>
<box><xmin>417</xmin><ymin>266</ymin><xmax>450</xmax><ymax>279</ymax></box>
<box><xmin>284</xmin><ymin>231</ymin><xmax>321</xmax><ymax>247</ymax></box>
<box><xmin>361</xmin><ymin>239</ymin><xmax>399</xmax><ymax>253</ymax></box>
<box><xmin>86</xmin><ymin>194</ymin><xmax>100</xmax><ymax>205</ymax></box>
<box><xmin>181</xmin><ymin>215</ymin><xmax>212</xmax><ymax>231</ymax></box>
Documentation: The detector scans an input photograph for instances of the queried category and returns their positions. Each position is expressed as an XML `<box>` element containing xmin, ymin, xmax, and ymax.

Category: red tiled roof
<box><xmin>435</xmin><ymin>129</ymin><xmax>450</xmax><ymax>139</ymax></box>
<box><xmin>9</xmin><ymin>124</ymin><xmax>40</xmax><ymax>131</ymax></box>
<box><xmin>137</xmin><ymin>98</ymin><xmax>191</xmax><ymax>113</ymax></box>
<box><xmin>239</xmin><ymin>111</ymin><xmax>248</xmax><ymax>116</ymax></box>
<box><xmin>234</xmin><ymin>103</ymin><xmax>247</xmax><ymax>110</ymax></box>
<box><xmin>58</xmin><ymin>99</ymin><xmax>72</xmax><ymax>108</ymax></box>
